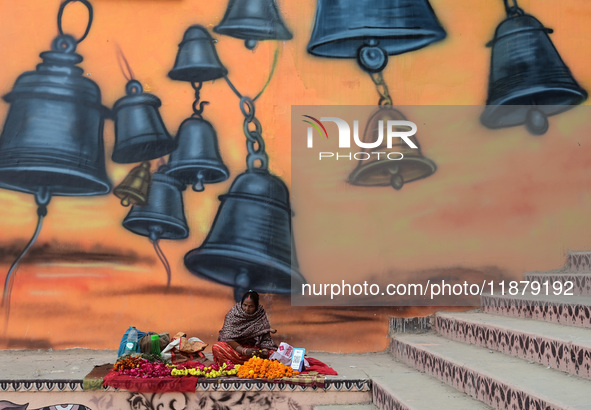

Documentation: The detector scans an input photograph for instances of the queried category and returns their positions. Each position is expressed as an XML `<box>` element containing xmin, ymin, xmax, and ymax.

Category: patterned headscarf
<box><xmin>218</xmin><ymin>303</ymin><xmax>277</xmax><ymax>349</ymax></box>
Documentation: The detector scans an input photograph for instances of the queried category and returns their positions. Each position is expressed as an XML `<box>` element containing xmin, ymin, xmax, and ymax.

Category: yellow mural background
<box><xmin>0</xmin><ymin>0</ymin><xmax>590</xmax><ymax>351</ymax></box>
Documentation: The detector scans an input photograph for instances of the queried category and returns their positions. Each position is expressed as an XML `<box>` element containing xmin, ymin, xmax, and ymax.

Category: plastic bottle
<box><xmin>124</xmin><ymin>327</ymin><xmax>138</xmax><ymax>355</ymax></box>
<box><xmin>151</xmin><ymin>333</ymin><xmax>161</xmax><ymax>356</ymax></box>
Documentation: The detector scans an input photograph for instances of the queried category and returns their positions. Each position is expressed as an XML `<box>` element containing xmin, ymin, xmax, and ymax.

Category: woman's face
<box><xmin>241</xmin><ymin>298</ymin><xmax>257</xmax><ymax>315</ymax></box>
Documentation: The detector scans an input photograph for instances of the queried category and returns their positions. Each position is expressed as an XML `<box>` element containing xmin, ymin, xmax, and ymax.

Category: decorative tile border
<box><xmin>0</xmin><ymin>378</ymin><xmax>370</xmax><ymax>394</ymax></box>
<box><xmin>0</xmin><ymin>380</ymin><xmax>84</xmax><ymax>392</ymax></box>
<box><xmin>372</xmin><ymin>380</ymin><xmax>409</xmax><ymax>410</ymax></box>
<box><xmin>390</xmin><ymin>338</ymin><xmax>559</xmax><ymax>410</ymax></box>
<box><xmin>524</xmin><ymin>273</ymin><xmax>591</xmax><ymax>296</ymax></box>
<box><xmin>481</xmin><ymin>295</ymin><xmax>591</xmax><ymax>328</ymax></box>
<box><xmin>435</xmin><ymin>315</ymin><xmax>591</xmax><ymax>380</ymax></box>
<box><xmin>567</xmin><ymin>252</ymin><xmax>591</xmax><ymax>272</ymax></box>
<box><xmin>194</xmin><ymin>378</ymin><xmax>370</xmax><ymax>392</ymax></box>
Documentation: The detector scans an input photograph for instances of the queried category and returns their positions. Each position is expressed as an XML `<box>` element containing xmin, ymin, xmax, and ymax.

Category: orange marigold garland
<box><xmin>237</xmin><ymin>357</ymin><xmax>300</xmax><ymax>379</ymax></box>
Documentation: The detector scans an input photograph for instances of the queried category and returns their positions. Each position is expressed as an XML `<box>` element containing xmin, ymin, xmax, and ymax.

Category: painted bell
<box><xmin>112</xmin><ymin>80</ymin><xmax>176</xmax><ymax>163</ymax></box>
<box><xmin>307</xmin><ymin>0</ymin><xmax>446</xmax><ymax>72</ymax></box>
<box><xmin>0</xmin><ymin>35</ymin><xmax>111</xmax><ymax>196</ymax></box>
<box><xmin>165</xmin><ymin>117</ymin><xmax>229</xmax><ymax>192</ymax></box>
<box><xmin>481</xmin><ymin>6</ymin><xmax>587</xmax><ymax>135</ymax></box>
<box><xmin>348</xmin><ymin>107</ymin><xmax>436</xmax><ymax>190</ymax></box>
<box><xmin>113</xmin><ymin>162</ymin><xmax>152</xmax><ymax>207</ymax></box>
<box><xmin>123</xmin><ymin>171</ymin><xmax>189</xmax><ymax>242</ymax></box>
<box><xmin>184</xmin><ymin>168</ymin><xmax>306</xmax><ymax>295</ymax></box>
<box><xmin>214</xmin><ymin>0</ymin><xmax>293</xmax><ymax>49</ymax></box>
<box><xmin>169</xmin><ymin>25</ymin><xmax>228</xmax><ymax>83</ymax></box>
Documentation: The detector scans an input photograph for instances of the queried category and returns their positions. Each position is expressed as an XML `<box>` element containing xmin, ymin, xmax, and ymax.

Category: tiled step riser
<box><xmin>372</xmin><ymin>382</ymin><xmax>411</xmax><ymax>410</ymax></box>
<box><xmin>389</xmin><ymin>338</ymin><xmax>559</xmax><ymax>410</ymax></box>
<box><xmin>481</xmin><ymin>295</ymin><xmax>591</xmax><ymax>329</ymax></box>
<box><xmin>566</xmin><ymin>252</ymin><xmax>591</xmax><ymax>272</ymax></box>
<box><xmin>435</xmin><ymin>316</ymin><xmax>591</xmax><ymax>380</ymax></box>
<box><xmin>524</xmin><ymin>273</ymin><xmax>591</xmax><ymax>295</ymax></box>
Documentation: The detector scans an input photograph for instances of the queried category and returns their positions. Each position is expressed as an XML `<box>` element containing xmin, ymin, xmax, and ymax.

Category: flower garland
<box><xmin>237</xmin><ymin>357</ymin><xmax>299</xmax><ymax>379</ymax></box>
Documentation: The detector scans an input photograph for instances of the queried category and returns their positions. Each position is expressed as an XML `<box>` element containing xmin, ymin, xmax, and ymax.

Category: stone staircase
<box><xmin>377</xmin><ymin>251</ymin><xmax>591</xmax><ymax>410</ymax></box>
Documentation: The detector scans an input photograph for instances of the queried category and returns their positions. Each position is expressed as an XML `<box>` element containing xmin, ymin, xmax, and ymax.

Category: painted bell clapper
<box><xmin>113</xmin><ymin>162</ymin><xmax>152</xmax><ymax>207</ymax></box>
<box><xmin>111</xmin><ymin>79</ymin><xmax>176</xmax><ymax>163</ymax></box>
<box><xmin>481</xmin><ymin>0</ymin><xmax>587</xmax><ymax>135</ymax></box>
<box><xmin>214</xmin><ymin>0</ymin><xmax>292</xmax><ymax>50</ymax></box>
<box><xmin>0</xmin><ymin>0</ymin><xmax>111</xmax><ymax>322</ymax></box>
<box><xmin>348</xmin><ymin>107</ymin><xmax>436</xmax><ymax>190</ymax></box>
<box><xmin>122</xmin><ymin>171</ymin><xmax>189</xmax><ymax>289</ymax></box>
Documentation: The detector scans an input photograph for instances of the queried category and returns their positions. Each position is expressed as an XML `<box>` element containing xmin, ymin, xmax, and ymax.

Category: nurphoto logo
<box><xmin>302</xmin><ymin>115</ymin><xmax>418</xmax><ymax>161</ymax></box>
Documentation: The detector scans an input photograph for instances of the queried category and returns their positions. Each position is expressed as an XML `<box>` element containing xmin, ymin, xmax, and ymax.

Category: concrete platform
<box><xmin>0</xmin><ymin>348</ymin><xmax>491</xmax><ymax>409</ymax></box>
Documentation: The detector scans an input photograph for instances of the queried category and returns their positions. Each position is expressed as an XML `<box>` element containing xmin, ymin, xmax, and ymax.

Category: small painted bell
<box><xmin>0</xmin><ymin>34</ymin><xmax>111</xmax><ymax>197</ymax></box>
<box><xmin>481</xmin><ymin>2</ymin><xmax>587</xmax><ymax>135</ymax></box>
<box><xmin>184</xmin><ymin>168</ymin><xmax>306</xmax><ymax>295</ymax></box>
<box><xmin>113</xmin><ymin>162</ymin><xmax>152</xmax><ymax>207</ymax></box>
<box><xmin>214</xmin><ymin>0</ymin><xmax>293</xmax><ymax>49</ymax></box>
<box><xmin>123</xmin><ymin>172</ymin><xmax>189</xmax><ymax>242</ymax></box>
<box><xmin>169</xmin><ymin>25</ymin><xmax>228</xmax><ymax>82</ymax></box>
<box><xmin>112</xmin><ymin>80</ymin><xmax>176</xmax><ymax>163</ymax></box>
<box><xmin>307</xmin><ymin>0</ymin><xmax>446</xmax><ymax>73</ymax></box>
<box><xmin>165</xmin><ymin>117</ymin><xmax>229</xmax><ymax>192</ymax></box>
<box><xmin>348</xmin><ymin>107</ymin><xmax>436</xmax><ymax>190</ymax></box>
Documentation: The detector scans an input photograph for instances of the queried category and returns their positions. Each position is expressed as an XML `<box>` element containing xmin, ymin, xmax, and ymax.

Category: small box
<box><xmin>290</xmin><ymin>348</ymin><xmax>305</xmax><ymax>372</ymax></box>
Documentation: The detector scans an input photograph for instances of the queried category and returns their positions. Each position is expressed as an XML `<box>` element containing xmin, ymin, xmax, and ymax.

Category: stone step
<box><xmin>434</xmin><ymin>310</ymin><xmax>591</xmax><ymax>380</ymax></box>
<box><xmin>481</xmin><ymin>293</ymin><xmax>591</xmax><ymax>328</ymax></box>
<box><xmin>524</xmin><ymin>272</ymin><xmax>591</xmax><ymax>295</ymax></box>
<box><xmin>314</xmin><ymin>405</ymin><xmax>378</xmax><ymax>410</ymax></box>
<box><xmin>391</xmin><ymin>332</ymin><xmax>591</xmax><ymax>409</ymax></box>
<box><xmin>359</xmin><ymin>353</ymin><xmax>491</xmax><ymax>410</ymax></box>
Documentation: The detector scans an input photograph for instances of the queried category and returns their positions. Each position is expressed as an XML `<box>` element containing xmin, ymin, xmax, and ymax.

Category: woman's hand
<box><xmin>269</xmin><ymin>328</ymin><xmax>277</xmax><ymax>334</ymax></box>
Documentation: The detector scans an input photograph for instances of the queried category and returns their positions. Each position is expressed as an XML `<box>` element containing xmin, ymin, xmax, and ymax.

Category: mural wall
<box><xmin>1</xmin><ymin>0</ymin><xmax>591</xmax><ymax>353</ymax></box>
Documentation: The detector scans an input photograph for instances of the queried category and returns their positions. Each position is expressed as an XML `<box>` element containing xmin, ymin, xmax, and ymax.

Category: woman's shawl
<box><xmin>218</xmin><ymin>303</ymin><xmax>277</xmax><ymax>349</ymax></box>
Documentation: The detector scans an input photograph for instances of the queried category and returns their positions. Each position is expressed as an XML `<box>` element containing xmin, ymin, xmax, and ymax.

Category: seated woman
<box><xmin>212</xmin><ymin>290</ymin><xmax>277</xmax><ymax>365</ymax></box>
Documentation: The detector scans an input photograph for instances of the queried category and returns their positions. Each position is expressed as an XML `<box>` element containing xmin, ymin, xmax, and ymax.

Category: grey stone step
<box><xmin>524</xmin><ymin>272</ymin><xmax>591</xmax><ymax>295</ymax></box>
<box><xmin>481</xmin><ymin>292</ymin><xmax>591</xmax><ymax>328</ymax></box>
<box><xmin>435</xmin><ymin>310</ymin><xmax>591</xmax><ymax>379</ymax></box>
<box><xmin>391</xmin><ymin>332</ymin><xmax>591</xmax><ymax>409</ymax></box>
<box><xmin>314</xmin><ymin>405</ymin><xmax>378</xmax><ymax>410</ymax></box>
<box><xmin>358</xmin><ymin>353</ymin><xmax>491</xmax><ymax>410</ymax></box>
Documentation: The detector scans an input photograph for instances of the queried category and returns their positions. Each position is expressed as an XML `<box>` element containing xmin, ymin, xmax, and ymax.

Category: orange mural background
<box><xmin>0</xmin><ymin>0</ymin><xmax>591</xmax><ymax>352</ymax></box>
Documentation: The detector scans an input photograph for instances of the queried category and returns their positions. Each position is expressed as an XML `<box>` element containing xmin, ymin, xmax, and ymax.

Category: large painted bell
<box><xmin>112</xmin><ymin>80</ymin><xmax>176</xmax><ymax>163</ymax></box>
<box><xmin>348</xmin><ymin>107</ymin><xmax>436</xmax><ymax>190</ymax></box>
<box><xmin>123</xmin><ymin>172</ymin><xmax>189</xmax><ymax>242</ymax></box>
<box><xmin>184</xmin><ymin>168</ymin><xmax>306</xmax><ymax>295</ymax></box>
<box><xmin>165</xmin><ymin>117</ymin><xmax>229</xmax><ymax>192</ymax></box>
<box><xmin>307</xmin><ymin>0</ymin><xmax>446</xmax><ymax>72</ymax></box>
<box><xmin>214</xmin><ymin>0</ymin><xmax>293</xmax><ymax>50</ymax></box>
<box><xmin>168</xmin><ymin>25</ymin><xmax>228</xmax><ymax>83</ymax></box>
<box><xmin>0</xmin><ymin>34</ymin><xmax>111</xmax><ymax>196</ymax></box>
<box><xmin>481</xmin><ymin>5</ymin><xmax>587</xmax><ymax>135</ymax></box>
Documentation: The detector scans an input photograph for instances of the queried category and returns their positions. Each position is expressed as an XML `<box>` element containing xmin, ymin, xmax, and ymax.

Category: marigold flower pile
<box><xmin>237</xmin><ymin>357</ymin><xmax>299</xmax><ymax>379</ymax></box>
<box><xmin>170</xmin><ymin>361</ymin><xmax>239</xmax><ymax>378</ymax></box>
